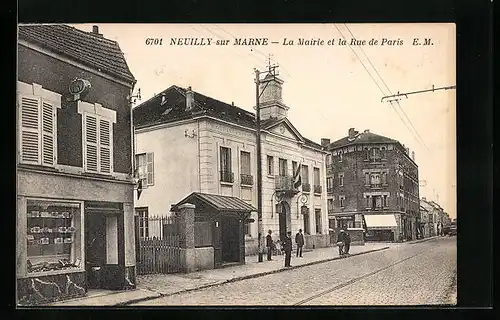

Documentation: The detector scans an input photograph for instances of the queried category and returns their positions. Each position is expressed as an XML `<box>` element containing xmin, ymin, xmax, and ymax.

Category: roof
<box><xmin>328</xmin><ymin>131</ymin><xmax>398</xmax><ymax>149</ymax></box>
<box><xmin>18</xmin><ymin>24</ymin><xmax>135</xmax><ymax>83</ymax></box>
<box><xmin>133</xmin><ymin>85</ymin><xmax>324</xmax><ymax>151</ymax></box>
<box><xmin>171</xmin><ymin>192</ymin><xmax>256</xmax><ymax>213</ymax></box>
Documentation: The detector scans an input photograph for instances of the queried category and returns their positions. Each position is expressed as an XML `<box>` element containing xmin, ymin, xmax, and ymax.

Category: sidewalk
<box><xmin>49</xmin><ymin>242</ymin><xmax>391</xmax><ymax>306</ymax></box>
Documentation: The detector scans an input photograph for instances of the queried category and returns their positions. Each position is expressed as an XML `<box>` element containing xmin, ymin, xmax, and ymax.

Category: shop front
<box><xmin>363</xmin><ymin>213</ymin><xmax>399</xmax><ymax>242</ymax></box>
<box><xmin>16</xmin><ymin>169</ymin><xmax>136</xmax><ymax>306</ymax></box>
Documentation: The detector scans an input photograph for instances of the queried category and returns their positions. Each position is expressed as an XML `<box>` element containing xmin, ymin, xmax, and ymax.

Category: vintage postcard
<box><xmin>16</xmin><ymin>23</ymin><xmax>456</xmax><ymax>307</ymax></box>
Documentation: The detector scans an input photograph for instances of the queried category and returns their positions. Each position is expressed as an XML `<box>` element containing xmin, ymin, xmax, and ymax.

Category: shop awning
<box><xmin>364</xmin><ymin>214</ymin><xmax>398</xmax><ymax>229</ymax></box>
<box><xmin>171</xmin><ymin>192</ymin><xmax>257</xmax><ymax>214</ymax></box>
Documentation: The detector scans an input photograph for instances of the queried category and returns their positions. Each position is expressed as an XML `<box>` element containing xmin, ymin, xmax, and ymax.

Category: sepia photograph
<box><xmin>16</xmin><ymin>23</ymin><xmax>457</xmax><ymax>307</ymax></box>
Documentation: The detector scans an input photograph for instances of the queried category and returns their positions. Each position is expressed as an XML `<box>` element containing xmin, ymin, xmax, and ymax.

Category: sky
<box><xmin>72</xmin><ymin>23</ymin><xmax>456</xmax><ymax>218</ymax></box>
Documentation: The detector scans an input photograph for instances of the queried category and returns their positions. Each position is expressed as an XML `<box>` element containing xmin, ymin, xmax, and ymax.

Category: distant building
<box><xmin>132</xmin><ymin>73</ymin><xmax>329</xmax><ymax>266</ymax></box>
<box><xmin>325</xmin><ymin>128</ymin><xmax>420</xmax><ymax>242</ymax></box>
<box><xmin>420</xmin><ymin>197</ymin><xmax>446</xmax><ymax>236</ymax></box>
<box><xmin>419</xmin><ymin>205</ymin><xmax>430</xmax><ymax>238</ymax></box>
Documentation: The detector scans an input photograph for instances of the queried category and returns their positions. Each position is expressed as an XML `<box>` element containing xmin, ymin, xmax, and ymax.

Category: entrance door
<box><xmin>278</xmin><ymin>203</ymin><xmax>287</xmax><ymax>242</ymax></box>
<box><xmin>85</xmin><ymin>214</ymin><xmax>106</xmax><ymax>289</ymax></box>
<box><xmin>221</xmin><ymin>217</ymin><xmax>240</xmax><ymax>263</ymax></box>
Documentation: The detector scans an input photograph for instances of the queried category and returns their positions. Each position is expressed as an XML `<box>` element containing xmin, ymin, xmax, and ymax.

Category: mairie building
<box><xmin>132</xmin><ymin>73</ymin><xmax>329</xmax><ymax>261</ymax></box>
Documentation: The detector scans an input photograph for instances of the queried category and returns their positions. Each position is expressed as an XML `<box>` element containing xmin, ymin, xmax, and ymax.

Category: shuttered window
<box><xmin>83</xmin><ymin>113</ymin><xmax>113</xmax><ymax>174</ymax></box>
<box><xmin>136</xmin><ymin>153</ymin><xmax>154</xmax><ymax>186</ymax></box>
<box><xmin>18</xmin><ymin>94</ymin><xmax>57</xmax><ymax>166</ymax></box>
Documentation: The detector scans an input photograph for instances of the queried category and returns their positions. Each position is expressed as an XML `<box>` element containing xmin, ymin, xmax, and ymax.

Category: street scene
<box><xmin>16</xmin><ymin>23</ymin><xmax>456</xmax><ymax>307</ymax></box>
<box><xmin>132</xmin><ymin>237</ymin><xmax>456</xmax><ymax>306</ymax></box>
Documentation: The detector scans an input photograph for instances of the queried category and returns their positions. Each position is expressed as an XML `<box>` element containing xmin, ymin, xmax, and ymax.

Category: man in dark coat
<box><xmin>343</xmin><ymin>230</ymin><xmax>351</xmax><ymax>255</ymax></box>
<box><xmin>337</xmin><ymin>229</ymin><xmax>346</xmax><ymax>256</ymax></box>
<box><xmin>295</xmin><ymin>229</ymin><xmax>305</xmax><ymax>258</ymax></box>
<box><xmin>283</xmin><ymin>231</ymin><xmax>293</xmax><ymax>267</ymax></box>
<box><xmin>266</xmin><ymin>230</ymin><xmax>273</xmax><ymax>261</ymax></box>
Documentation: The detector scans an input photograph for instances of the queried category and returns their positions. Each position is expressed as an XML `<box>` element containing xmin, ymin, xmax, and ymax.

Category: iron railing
<box><xmin>240</xmin><ymin>174</ymin><xmax>254</xmax><ymax>186</ymax></box>
<box><xmin>302</xmin><ymin>183</ymin><xmax>311</xmax><ymax>193</ymax></box>
<box><xmin>314</xmin><ymin>185</ymin><xmax>322</xmax><ymax>194</ymax></box>
<box><xmin>220</xmin><ymin>170</ymin><xmax>234</xmax><ymax>183</ymax></box>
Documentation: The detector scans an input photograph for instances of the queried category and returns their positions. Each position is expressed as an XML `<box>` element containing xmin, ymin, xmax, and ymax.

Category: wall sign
<box><xmin>68</xmin><ymin>78</ymin><xmax>91</xmax><ymax>101</ymax></box>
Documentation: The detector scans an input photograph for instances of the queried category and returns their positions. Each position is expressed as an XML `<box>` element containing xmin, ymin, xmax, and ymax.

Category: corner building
<box><xmin>325</xmin><ymin>128</ymin><xmax>420</xmax><ymax>242</ymax></box>
<box><xmin>133</xmin><ymin>73</ymin><xmax>329</xmax><ymax>263</ymax></box>
<box><xmin>17</xmin><ymin>25</ymin><xmax>137</xmax><ymax>305</ymax></box>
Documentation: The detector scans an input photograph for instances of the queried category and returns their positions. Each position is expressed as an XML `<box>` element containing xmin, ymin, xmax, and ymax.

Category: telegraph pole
<box><xmin>255</xmin><ymin>61</ymin><xmax>278</xmax><ymax>263</ymax></box>
<box><xmin>255</xmin><ymin>68</ymin><xmax>263</xmax><ymax>262</ymax></box>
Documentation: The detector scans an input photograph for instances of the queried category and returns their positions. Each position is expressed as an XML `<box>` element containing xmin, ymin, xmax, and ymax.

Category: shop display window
<box><xmin>26</xmin><ymin>199</ymin><xmax>83</xmax><ymax>274</ymax></box>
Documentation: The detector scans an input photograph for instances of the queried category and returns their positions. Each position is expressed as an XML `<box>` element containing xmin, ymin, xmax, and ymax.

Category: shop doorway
<box><xmin>84</xmin><ymin>206</ymin><xmax>124</xmax><ymax>291</ymax></box>
<box><xmin>220</xmin><ymin>216</ymin><xmax>240</xmax><ymax>264</ymax></box>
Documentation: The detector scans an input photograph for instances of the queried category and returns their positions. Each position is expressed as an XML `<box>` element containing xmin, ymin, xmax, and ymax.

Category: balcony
<box><xmin>220</xmin><ymin>171</ymin><xmax>234</xmax><ymax>183</ymax></box>
<box><xmin>302</xmin><ymin>182</ymin><xmax>311</xmax><ymax>193</ymax></box>
<box><xmin>240</xmin><ymin>174</ymin><xmax>254</xmax><ymax>186</ymax></box>
<box><xmin>275</xmin><ymin>175</ymin><xmax>299</xmax><ymax>195</ymax></box>
<box><xmin>314</xmin><ymin>185</ymin><xmax>322</xmax><ymax>194</ymax></box>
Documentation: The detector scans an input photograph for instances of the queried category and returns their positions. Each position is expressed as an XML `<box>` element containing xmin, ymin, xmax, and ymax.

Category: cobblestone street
<box><xmin>133</xmin><ymin>237</ymin><xmax>456</xmax><ymax>306</ymax></box>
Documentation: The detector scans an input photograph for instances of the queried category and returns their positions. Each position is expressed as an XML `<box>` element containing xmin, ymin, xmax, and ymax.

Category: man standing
<box><xmin>283</xmin><ymin>231</ymin><xmax>293</xmax><ymax>267</ymax></box>
<box><xmin>343</xmin><ymin>230</ymin><xmax>351</xmax><ymax>255</ymax></box>
<box><xmin>266</xmin><ymin>230</ymin><xmax>274</xmax><ymax>261</ymax></box>
<box><xmin>295</xmin><ymin>229</ymin><xmax>305</xmax><ymax>258</ymax></box>
<box><xmin>336</xmin><ymin>229</ymin><xmax>345</xmax><ymax>256</ymax></box>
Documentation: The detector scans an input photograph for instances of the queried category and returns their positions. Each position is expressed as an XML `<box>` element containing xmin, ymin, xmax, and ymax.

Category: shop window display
<box><xmin>26</xmin><ymin>200</ymin><xmax>83</xmax><ymax>274</ymax></box>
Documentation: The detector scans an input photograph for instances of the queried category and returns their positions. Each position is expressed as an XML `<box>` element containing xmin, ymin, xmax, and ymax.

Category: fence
<box><xmin>136</xmin><ymin>215</ymin><xmax>182</xmax><ymax>275</ymax></box>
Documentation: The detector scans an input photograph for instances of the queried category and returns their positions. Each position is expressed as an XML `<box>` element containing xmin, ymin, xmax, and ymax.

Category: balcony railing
<box><xmin>314</xmin><ymin>185</ymin><xmax>322</xmax><ymax>194</ymax></box>
<box><xmin>302</xmin><ymin>182</ymin><xmax>311</xmax><ymax>193</ymax></box>
<box><xmin>371</xmin><ymin>183</ymin><xmax>382</xmax><ymax>189</ymax></box>
<box><xmin>240</xmin><ymin>174</ymin><xmax>254</xmax><ymax>186</ymax></box>
<box><xmin>220</xmin><ymin>171</ymin><xmax>234</xmax><ymax>183</ymax></box>
<box><xmin>327</xmin><ymin>187</ymin><xmax>334</xmax><ymax>194</ymax></box>
<box><xmin>275</xmin><ymin>175</ymin><xmax>298</xmax><ymax>193</ymax></box>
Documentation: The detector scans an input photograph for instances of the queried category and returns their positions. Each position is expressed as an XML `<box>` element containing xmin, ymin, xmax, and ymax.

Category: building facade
<box><xmin>133</xmin><ymin>74</ymin><xmax>329</xmax><ymax>259</ymax></box>
<box><xmin>420</xmin><ymin>197</ymin><xmax>449</xmax><ymax>236</ymax></box>
<box><xmin>325</xmin><ymin>128</ymin><xmax>420</xmax><ymax>242</ymax></box>
<box><xmin>17</xmin><ymin>25</ymin><xmax>137</xmax><ymax>305</ymax></box>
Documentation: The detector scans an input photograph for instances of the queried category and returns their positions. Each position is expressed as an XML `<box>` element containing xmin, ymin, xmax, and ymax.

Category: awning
<box><xmin>364</xmin><ymin>214</ymin><xmax>398</xmax><ymax>229</ymax></box>
<box><xmin>171</xmin><ymin>192</ymin><xmax>257</xmax><ymax>213</ymax></box>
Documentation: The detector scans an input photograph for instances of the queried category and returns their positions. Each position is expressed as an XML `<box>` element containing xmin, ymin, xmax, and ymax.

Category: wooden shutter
<box><xmin>19</xmin><ymin>95</ymin><xmax>41</xmax><ymax>164</ymax></box>
<box><xmin>41</xmin><ymin>101</ymin><xmax>56</xmax><ymax>166</ymax></box>
<box><xmin>99</xmin><ymin>118</ymin><xmax>112</xmax><ymax>174</ymax></box>
<box><xmin>146</xmin><ymin>152</ymin><xmax>154</xmax><ymax>185</ymax></box>
<box><xmin>84</xmin><ymin>114</ymin><xmax>98</xmax><ymax>172</ymax></box>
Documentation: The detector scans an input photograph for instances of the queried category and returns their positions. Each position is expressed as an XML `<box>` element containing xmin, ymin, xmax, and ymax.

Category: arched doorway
<box><xmin>278</xmin><ymin>201</ymin><xmax>291</xmax><ymax>241</ymax></box>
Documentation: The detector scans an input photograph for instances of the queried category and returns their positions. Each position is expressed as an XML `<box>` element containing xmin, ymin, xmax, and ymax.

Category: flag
<box><xmin>293</xmin><ymin>162</ymin><xmax>302</xmax><ymax>189</ymax></box>
<box><xmin>137</xmin><ymin>179</ymin><xmax>143</xmax><ymax>200</ymax></box>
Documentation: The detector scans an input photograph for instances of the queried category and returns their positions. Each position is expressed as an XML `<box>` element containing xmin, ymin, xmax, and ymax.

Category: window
<box><xmin>326</xmin><ymin>154</ymin><xmax>332</xmax><ymax>165</ymax></box>
<box><xmin>339</xmin><ymin>196</ymin><xmax>345</xmax><ymax>207</ymax></box>
<box><xmin>79</xmin><ymin>101</ymin><xmax>116</xmax><ymax>174</ymax></box>
<box><xmin>315</xmin><ymin>209</ymin><xmax>322</xmax><ymax>234</ymax></box>
<box><xmin>303</xmin><ymin>211</ymin><xmax>310</xmax><ymax>234</ymax></box>
<box><xmin>365</xmin><ymin>196</ymin><xmax>370</xmax><ymax>208</ymax></box>
<box><xmin>136</xmin><ymin>208</ymin><xmax>149</xmax><ymax>239</ymax></box>
<box><xmin>313</xmin><ymin>167</ymin><xmax>320</xmax><ymax>186</ymax></box>
<box><xmin>220</xmin><ymin>147</ymin><xmax>233</xmax><ymax>183</ymax></box>
<box><xmin>18</xmin><ymin>82</ymin><xmax>61</xmax><ymax>167</ymax></box>
<box><xmin>381</xmin><ymin>172</ymin><xmax>387</xmax><ymax>185</ymax></box>
<box><xmin>26</xmin><ymin>199</ymin><xmax>82</xmax><ymax>274</ymax></box>
<box><xmin>339</xmin><ymin>173</ymin><xmax>344</xmax><ymax>186</ymax></box>
<box><xmin>365</xmin><ymin>173</ymin><xmax>370</xmax><ymax>185</ymax></box>
<box><xmin>364</xmin><ymin>148</ymin><xmax>369</xmax><ymax>160</ymax></box>
<box><xmin>267</xmin><ymin>155</ymin><xmax>274</xmax><ymax>176</ymax></box>
<box><xmin>383</xmin><ymin>195</ymin><xmax>388</xmax><ymax>207</ymax></box>
<box><xmin>292</xmin><ymin>161</ymin><xmax>298</xmax><ymax>175</ymax></box>
<box><xmin>136</xmin><ymin>153</ymin><xmax>154</xmax><ymax>186</ymax></box>
<box><xmin>339</xmin><ymin>151</ymin><xmax>343</xmax><ymax>162</ymax></box>
<box><xmin>301</xmin><ymin>165</ymin><xmax>309</xmax><ymax>184</ymax></box>
<box><xmin>370</xmin><ymin>173</ymin><xmax>381</xmax><ymax>187</ymax></box>
<box><xmin>244</xmin><ymin>221</ymin><xmax>251</xmax><ymax>236</ymax></box>
<box><xmin>240</xmin><ymin>151</ymin><xmax>252</xmax><ymax>185</ymax></box>
<box><xmin>327</xmin><ymin>199</ymin><xmax>334</xmax><ymax>212</ymax></box>
<box><xmin>327</xmin><ymin>177</ymin><xmax>334</xmax><ymax>190</ymax></box>
<box><xmin>381</xmin><ymin>147</ymin><xmax>386</xmax><ymax>159</ymax></box>
<box><xmin>278</xmin><ymin>158</ymin><xmax>288</xmax><ymax>176</ymax></box>
<box><xmin>371</xmin><ymin>148</ymin><xmax>381</xmax><ymax>162</ymax></box>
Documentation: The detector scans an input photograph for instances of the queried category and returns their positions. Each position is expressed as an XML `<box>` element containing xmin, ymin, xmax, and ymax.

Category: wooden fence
<box><xmin>136</xmin><ymin>215</ymin><xmax>182</xmax><ymax>275</ymax></box>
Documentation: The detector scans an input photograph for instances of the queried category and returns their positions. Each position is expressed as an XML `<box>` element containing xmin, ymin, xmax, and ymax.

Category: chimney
<box><xmin>406</xmin><ymin>147</ymin><xmax>410</xmax><ymax>154</ymax></box>
<box><xmin>364</xmin><ymin>129</ymin><xmax>370</xmax><ymax>133</ymax></box>
<box><xmin>321</xmin><ymin>138</ymin><xmax>330</xmax><ymax>147</ymax></box>
<box><xmin>348</xmin><ymin>128</ymin><xmax>356</xmax><ymax>138</ymax></box>
<box><xmin>411</xmin><ymin>151</ymin><xmax>415</xmax><ymax>161</ymax></box>
<box><xmin>231</xmin><ymin>102</ymin><xmax>234</xmax><ymax>107</ymax></box>
<box><xmin>185</xmin><ymin>86</ymin><xmax>194</xmax><ymax>112</ymax></box>
<box><xmin>92</xmin><ymin>25</ymin><xmax>102</xmax><ymax>36</ymax></box>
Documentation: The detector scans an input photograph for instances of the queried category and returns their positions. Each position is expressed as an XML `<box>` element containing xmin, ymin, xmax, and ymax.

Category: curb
<box><xmin>117</xmin><ymin>246</ymin><xmax>390</xmax><ymax>306</ymax></box>
<box><xmin>406</xmin><ymin>236</ymin><xmax>440</xmax><ymax>245</ymax></box>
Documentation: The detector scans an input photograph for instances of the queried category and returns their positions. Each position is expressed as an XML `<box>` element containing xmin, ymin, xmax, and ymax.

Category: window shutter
<box><xmin>146</xmin><ymin>152</ymin><xmax>154</xmax><ymax>185</ymax></box>
<box><xmin>84</xmin><ymin>114</ymin><xmax>98</xmax><ymax>172</ymax></box>
<box><xmin>99</xmin><ymin>118</ymin><xmax>112</xmax><ymax>174</ymax></box>
<box><xmin>41</xmin><ymin>101</ymin><xmax>56</xmax><ymax>166</ymax></box>
<box><xmin>19</xmin><ymin>95</ymin><xmax>41</xmax><ymax>164</ymax></box>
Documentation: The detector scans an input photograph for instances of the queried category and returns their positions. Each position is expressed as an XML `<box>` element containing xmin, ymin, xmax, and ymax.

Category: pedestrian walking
<box><xmin>336</xmin><ymin>229</ymin><xmax>345</xmax><ymax>256</ymax></box>
<box><xmin>283</xmin><ymin>231</ymin><xmax>293</xmax><ymax>267</ymax></box>
<box><xmin>295</xmin><ymin>229</ymin><xmax>304</xmax><ymax>258</ymax></box>
<box><xmin>266</xmin><ymin>230</ymin><xmax>274</xmax><ymax>261</ymax></box>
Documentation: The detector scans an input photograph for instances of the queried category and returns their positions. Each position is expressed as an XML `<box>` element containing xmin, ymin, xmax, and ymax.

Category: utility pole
<box><xmin>255</xmin><ymin>61</ymin><xmax>278</xmax><ymax>263</ymax></box>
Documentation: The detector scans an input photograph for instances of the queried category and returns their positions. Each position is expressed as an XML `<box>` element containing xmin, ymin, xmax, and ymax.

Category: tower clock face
<box><xmin>69</xmin><ymin>79</ymin><xmax>90</xmax><ymax>95</ymax></box>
